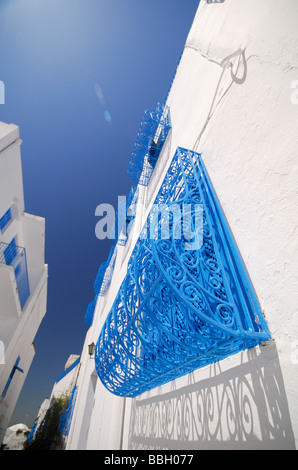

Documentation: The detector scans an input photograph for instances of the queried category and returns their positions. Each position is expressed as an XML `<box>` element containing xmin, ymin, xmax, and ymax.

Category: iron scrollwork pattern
<box><xmin>95</xmin><ymin>147</ymin><xmax>270</xmax><ymax>397</ymax></box>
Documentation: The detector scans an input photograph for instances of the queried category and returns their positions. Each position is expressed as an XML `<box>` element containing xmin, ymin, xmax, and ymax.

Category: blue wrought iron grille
<box><xmin>127</xmin><ymin>103</ymin><xmax>171</xmax><ymax>186</ymax></box>
<box><xmin>84</xmin><ymin>246</ymin><xmax>117</xmax><ymax>327</ymax></box>
<box><xmin>0</xmin><ymin>240</ymin><xmax>30</xmax><ymax>309</ymax></box>
<box><xmin>95</xmin><ymin>147</ymin><xmax>271</xmax><ymax>397</ymax></box>
<box><xmin>111</xmin><ymin>186</ymin><xmax>139</xmax><ymax>246</ymax></box>
<box><xmin>126</xmin><ymin>185</ymin><xmax>139</xmax><ymax>239</ymax></box>
<box><xmin>98</xmin><ymin>245</ymin><xmax>117</xmax><ymax>296</ymax></box>
<box><xmin>58</xmin><ymin>385</ymin><xmax>78</xmax><ymax>437</ymax></box>
<box><xmin>84</xmin><ymin>297</ymin><xmax>98</xmax><ymax>328</ymax></box>
<box><xmin>110</xmin><ymin>198</ymin><xmax>126</xmax><ymax>246</ymax></box>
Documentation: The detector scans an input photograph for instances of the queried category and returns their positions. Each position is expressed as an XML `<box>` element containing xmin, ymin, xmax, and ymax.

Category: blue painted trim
<box><xmin>55</xmin><ymin>356</ymin><xmax>80</xmax><ymax>384</ymax></box>
<box><xmin>0</xmin><ymin>240</ymin><xmax>30</xmax><ymax>309</ymax></box>
<box><xmin>58</xmin><ymin>385</ymin><xmax>78</xmax><ymax>436</ymax></box>
<box><xmin>1</xmin><ymin>356</ymin><xmax>23</xmax><ymax>398</ymax></box>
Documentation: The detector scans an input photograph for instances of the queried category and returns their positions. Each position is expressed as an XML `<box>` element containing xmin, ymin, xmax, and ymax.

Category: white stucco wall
<box><xmin>0</xmin><ymin>122</ymin><xmax>48</xmax><ymax>443</ymax></box>
<box><xmin>51</xmin><ymin>355</ymin><xmax>80</xmax><ymax>400</ymax></box>
<box><xmin>167</xmin><ymin>0</ymin><xmax>298</xmax><ymax>448</ymax></box>
<box><xmin>67</xmin><ymin>0</ymin><xmax>298</xmax><ymax>450</ymax></box>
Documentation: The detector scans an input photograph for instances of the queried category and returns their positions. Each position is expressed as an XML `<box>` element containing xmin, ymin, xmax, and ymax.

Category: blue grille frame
<box><xmin>95</xmin><ymin>147</ymin><xmax>271</xmax><ymax>397</ymax></box>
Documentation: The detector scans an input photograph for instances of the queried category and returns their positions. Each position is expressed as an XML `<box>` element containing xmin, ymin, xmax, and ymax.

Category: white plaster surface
<box><xmin>67</xmin><ymin>0</ymin><xmax>298</xmax><ymax>450</ymax></box>
<box><xmin>0</xmin><ymin>122</ymin><xmax>48</xmax><ymax>443</ymax></box>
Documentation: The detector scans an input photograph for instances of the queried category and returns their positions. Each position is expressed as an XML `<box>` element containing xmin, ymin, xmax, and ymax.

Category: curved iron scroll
<box><xmin>95</xmin><ymin>147</ymin><xmax>270</xmax><ymax>397</ymax></box>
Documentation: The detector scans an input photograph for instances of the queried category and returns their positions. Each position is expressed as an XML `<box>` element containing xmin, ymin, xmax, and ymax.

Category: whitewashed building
<box><xmin>0</xmin><ymin>122</ymin><xmax>48</xmax><ymax>443</ymax></box>
<box><xmin>26</xmin><ymin>354</ymin><xmax>80</xmax><ymax>447</ymax></box>
<box><xmin>65</xmin><ymin>0</ymin><xmax>298</xmax><ymax>450</ymax></box>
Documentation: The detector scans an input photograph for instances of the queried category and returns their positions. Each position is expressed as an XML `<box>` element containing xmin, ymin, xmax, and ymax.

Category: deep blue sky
<box><xmin>0</xmin><ymin>0</ymin><xmax>199</xmax><ymax>427</ymax></box>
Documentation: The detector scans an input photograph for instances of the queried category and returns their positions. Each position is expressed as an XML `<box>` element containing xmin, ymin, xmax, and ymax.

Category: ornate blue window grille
<box><xmin>95</xmin><ymin>147</ymin><xmax>271</xmax><ymax>397</ymax></box>
<box><xmin>84</xmin><ymin>246</ymin><xmax>117</xmax><ymax>327</ymax></box>
<box><xmin>124</xmin><ymin>185</ymin><xmax>139</xmax><ymax>239</ymax></box>
<box><xmin>0</xmin><ymin>240</ymin><xmax>30</xmax><ymax>309</ymax></box>
<box><xmin>58</xmin><ymin>385</ymin><xmax>78</xmax><ymax>437</ymax></box>
<box><xmin>127</xmin><ymin>103</ymin><xmax>171</xmax><ymax>186</ymax></box>
<box><xmin>97</xmin><ymin>245</ymin><xmax>117</xmax><ymax>296</ymax></box>
<box><xmin>112</xmin><ymin>186</ymin><xmax>139</xmax><ymax>246</ymax></box>
<box><xmin>84</xmin><ymin>297</ymin><xmax>98</xmax><ymax>328</ymax></box>
<box><xmin>111</xmin><ymin>199</ymin><xmax>126</xmax><ymax>246</ymax></box>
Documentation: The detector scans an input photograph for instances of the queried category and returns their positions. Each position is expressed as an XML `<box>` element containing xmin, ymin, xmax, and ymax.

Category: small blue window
<box><xmin>14</xmin><ymin>263</ymin><xmax>21</xmax><ymax>277</ymax></box>
<box><xmin>1</xmin><ymin>356</ymin><xmax>24</xmax><ymax>398</ymax></box>
<box><xmin>4</xmin><ymin>237</ymin><xmax>17</xmax><ymax>265</ymax></box>
<box><xmin>0</xmin><ymin>208</ymin><xmax>12</xmax><ymax>232</ymax></box>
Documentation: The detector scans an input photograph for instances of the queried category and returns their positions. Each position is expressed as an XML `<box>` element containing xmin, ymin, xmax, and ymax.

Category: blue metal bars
<box><xmin>1</xmin><ymin>356</ymin><xmax>24</xmax><ymax>398</ymax></box>
<box><xmin>128</xmin><ymin>103</ymin><xmax>171</xmax><ymax>186</ymax></box>
<box><xmin>58</xmin><ymin>386</ymin><xmax>78</xmax><ymax>437</ymax></box>
<box><xmin>0</xmin><ymin>240</ymin><xmax>30</xmax><ymax>309</ymax></box>
<box><xmin>84</xmin><ymin>246</ymin><xmax>117</xmax><ymax>327</ymax></box>
<box><xmin>95</xmin><ymin>147</ymin><xmax>271</xmax><ymax>397</ymax></box>
<box><xmin>84</xmin><ymin>298</ymin><xmax>97</xmax><ymax>328</ymax></box>
<box><xmin>97</xmin><ymin>246</ymin><xmax>117</xmax><ymax>296</ymax></box>
<box><xmin>112</xmin><ymin>186</ymin><xmax>139</xmax><ymax>246</ymax></box>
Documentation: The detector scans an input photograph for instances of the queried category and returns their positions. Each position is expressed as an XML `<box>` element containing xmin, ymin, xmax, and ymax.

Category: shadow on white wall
<box><xmin>128</xmin><ymin>342</ymin><xmax>295</xmax><ymax>450</ymax></box>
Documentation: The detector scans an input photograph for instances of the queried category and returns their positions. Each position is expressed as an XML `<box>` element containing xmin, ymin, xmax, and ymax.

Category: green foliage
<box><xmin>25</xmin><ymin>394</ymin><xmax>70</xmax><ymax>451</ymax></box>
